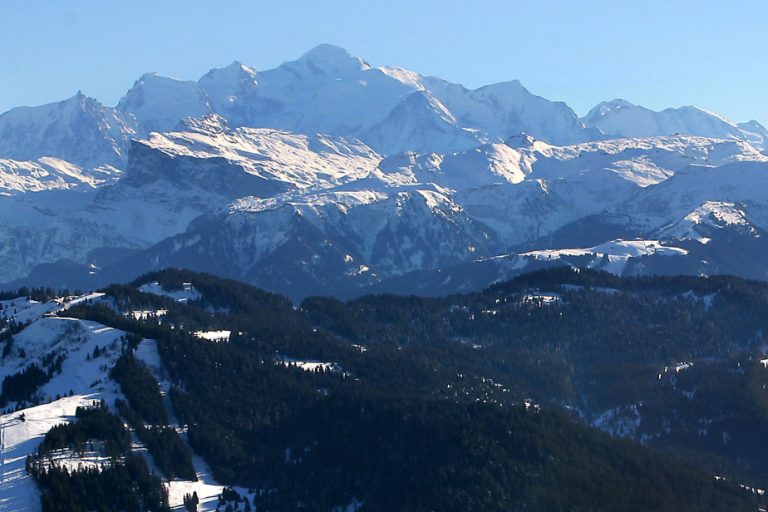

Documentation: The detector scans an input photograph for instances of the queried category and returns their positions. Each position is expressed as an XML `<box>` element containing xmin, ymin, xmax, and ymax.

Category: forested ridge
<box><xmin>30</xmin><ymin>267</ymin><xmax>768</xmax><ymax>510</ymax></box>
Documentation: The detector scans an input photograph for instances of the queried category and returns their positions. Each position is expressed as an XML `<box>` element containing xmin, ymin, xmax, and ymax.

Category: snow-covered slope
<box><xmin>4</xmin><ymin>121</ymin><xmax>768</xmax><ymax>298</ymax></box>
<box><xmin>0</xmin><ymin>93</ymin><xmax>136</xmax><ymax>169</ymax></box>
<box><xmin>108</xmin><ymin>186</ymin><xmax>497</xmax><ymax>300</ymax></box>
<box><xmin>0</xmin><ymin>158</ymin><xmax>120</xmax><ymax>195</ymax></box>
<box><xmin>362</xmin><ymin>90</ymin><xmax>484</xmax><ymax>155</ymax></box>
<box><xmin>423</xmin><ymin>77</ymin><xmax>599</xmax><ymax>146</ymax></box>
<box><xmin>584</xmin><ymin>100</ymin><xmax>767</xmax><ymax>149</ymax></box>
<box><xmin>0</xmin><ymin>289</ymin><xmax>244</xmax><ymax>511</ymax></box>
<box><xmin>0</xmin><ymin>292</ymin><xmax>127</xmax><ymax>512</ymax></box>
<box><xmin>656</xmin><ymin>201</ymin><xmax>757</xmax><ymax>244</ymax></box>
<box><xmin>3</xmin><ymin>44</ymin><xmax>764</xmax><ymax>169</ymax></box>
<box><xmin>0</xmin><ymin>118</ymin><xmax>382</xmax><ymax>283</ymax></box>
<box><xmin>0</xmin><ymin>395</ymin><xmax>100</xmax><ymax>512</ymax></box>
<box><xmin>521</xmin><ymin>239</ymin><xmax>688</xmax><ymax>274</ymax></box>
<box><xmin>118</xmin><ymin>73</ymin><xmax>211</xmax><ymax>135</ymax></box>
<box><xmin>2</xmin><ymin>45</ymin><xmax>768</xmax><ymax>297</ymax></box>
<box><xmin>136</xmin><ymin>114</ymin><xmax>380</xmax><ymax>191</ymax></box>
<box><xmin>626</xmin><ymin>160</ymin><xmax>768</xmax><ymax>232</ymax></box>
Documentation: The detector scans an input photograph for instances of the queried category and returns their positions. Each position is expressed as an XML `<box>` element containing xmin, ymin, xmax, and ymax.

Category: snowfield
<box><xmin>0</xmin><ymin>395</ymin><xmax>100</xmax><ymax>512</ymax></box>
<box><xmin>193</xmin><ymin>330</ymin><xmax>231</xmax><ymax>343</ymax></box>
<box><xmin>275</xmin><ymin>356</ymin><xmax>342</xmax><ymax>373</ymax></box>
<box><xmin>0</xmin><ymin>290</ymin><xmax>243</xmax><ymax>511</ymax></box>
<box><xmin>138</xmin><ymin>282</ymin><xmax>201</xmax><ymax>303</ymax></box>
<box><xmin>521</xmin><ymin>239</ymin><xmax>688</xmax><ymax>274</ymax></box>
<box><xmin>2</xmin><ymin>45</ymin><xmax>768</xmax><ymax>292</ymax></box>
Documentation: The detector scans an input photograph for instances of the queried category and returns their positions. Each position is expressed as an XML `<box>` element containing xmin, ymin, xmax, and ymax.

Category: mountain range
<box><xmin>2</xmin><ymin>44</ymin><xmax>768</xmax><ymax>299</ymax></box>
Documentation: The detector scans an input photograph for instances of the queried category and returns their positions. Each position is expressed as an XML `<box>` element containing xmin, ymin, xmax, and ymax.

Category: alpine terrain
<box><xmin>1</xmin><ymin>45</ymin><xmax>768</xmax><ymax>300</ymax></box>
<box><xmin>2</xmin><ymin>43</ymin><xmax>768</xmax><ymax>511</ymax></box>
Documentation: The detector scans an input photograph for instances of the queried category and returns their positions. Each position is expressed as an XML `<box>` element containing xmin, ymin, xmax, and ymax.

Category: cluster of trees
<box><xmin>216</xmin><ymin>487</ymin><xmax>252</xmax><ymax>512</ymax></box>
<box><xmin>0</xmin><ymin>351</ymin><xmax>67</xmax><ymax>406</ymax></box>
<box><xmin>110</xmin><ymin>352</ymin><xmax>168</xmax><ymax>425</ymax></box>
<box><xmin>28</xmin><ymin>402</ymin><xmax>169</xmax><ymax>512</ymax></box>
<box><xmin>37</xmin><ymin>402</ymin><xmax>130</xmax><ymax>458</ymax></box>
<box><xmin>0</xmin><ymin>286</ymin><xmax>71</xmax><ymax>302</ymax></box>
<box><xmin>110</xmin><ymin>350</ymin><xmax>196</xmax><ymax>481</ymax></box>
<box><xmin>0</xmin><ymin>317</ymin><xmax>31</xmax><ymax>358</ymax></box>
<box><xmin>54</xmin><ymin>267</ymin><xmax>768</xmax><ymax>510</ymax></box>
<box><xmin>0</xmin><ymin>363</ymin><xmax>49</xmax><ymax>406</ymax></box>
<box><xmin>183</xmin><ymin>492</ymin><xmax>199</xmax><ymax>512</ymax></box>
<box><xmin>29</xmin><ymin>454</ymin><xmax>168</xmax><ymax>512</ymax></box>
<box><xmin>116</xmin><ymin>398</ymin><xmax>196</xmax><ymax>481</ymax></box>
<box><xmin>303</xmin><ymin>268</ymin><xmax>768</xmax><ymax>480</ymax></box>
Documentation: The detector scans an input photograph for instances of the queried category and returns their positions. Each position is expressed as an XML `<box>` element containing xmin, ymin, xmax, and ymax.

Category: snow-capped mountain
<box><xmin>583</xmin><ymin>99</ymin><xmax>768</xmax><ymax>149</ymax></box>
<box><xmin>5</xmin><ymin>115</ymin><xmax>768</xmax><ymax>299</ymax></box>
<box><xmin>0</xmin><ymin>118</ymin><xmax>382</xmax><ymax>285</ymax></box>
<box><xmin>2</xmin><ymin>45</ymin><xmax>768</xmax><ymax>297</ymax></box>
<box><xmin>3</xmin><ymin>44</ymin><xmax>765</xmax><ymax>173</ymax></box>
<box><xmin>423</xmin><ymin>77</ymin><xmax>601</xmax><ymax>146</ymax></box>
<box><xmin>0</xmin><ymin>92</ymin><xmax>136</xmax><ymax>169</ymax></box>
<box><xmin>117</xmin><ymin>73</ymin><xmax>211</xmax><ymax>135</ymax></box>
<box><xmin>0</xmin><ymin>44</ymin><xmax>604</xmax><ymax>171</ymax></box>
<box><xmin>0</xmin><ymin>157</ymin><xmax>121</xmax><ymax>194</ymax></box>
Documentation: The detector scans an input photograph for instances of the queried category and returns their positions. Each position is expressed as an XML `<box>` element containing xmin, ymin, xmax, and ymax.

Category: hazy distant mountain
<box><xmin>2</xmin><ymin>45</ymin><xmax>768</xmax><ymax>297</ymax></box>
<box><xmin>583</xmin><ymin>99</ymin><xmax>768</xmax><ymax>148</ymax></box>
<box><xmin>0</xmin><ymin>92</ymin><xmax>136</xmax><ymax>169</ymax></box>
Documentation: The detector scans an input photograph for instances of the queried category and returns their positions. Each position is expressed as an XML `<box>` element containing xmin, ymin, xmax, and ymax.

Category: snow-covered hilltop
<box><xmin>0</xmin><ymin>287</ymin><xmax>250</xmax><ymax>512</ymax></box>
<box><xmin>1</xmin><ymin>45</ymin><xmax>768</xmax><ymax>297</ymax></box>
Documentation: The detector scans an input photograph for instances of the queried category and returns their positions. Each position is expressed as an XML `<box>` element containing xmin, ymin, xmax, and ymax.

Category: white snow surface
<box><xmin>583</xmin><ymin>100</ymin><xmax>767</xmax><ymax>150</ymax></box>
<box><xmin>658</xmin><ymin>201</ymin><xmax>757</xmax><ymax>243</ymax></box>
<box><xmin>144</xmin><ymin>116</ymin><xmax>380</xmax><ymax>190</ymax></box>
<box><xmin>0</xmin><ymin>395</ymin><xmax>101</xmax><ymax>512</ymax></box>
<box><xmin>0</xmin><ymin>294</ymin><xmax>242</xmax><ymax>511</ymax></box>
<box><xmin>193</xmin><ymin>330</ymin><xmax>231</xmax><ymax>343</ymax></box>
<box><xmin>0</xmin><ymin>158</ymin><xmax>120</xmax><ymax>195</ymax></box>
<box><xmin>0</xmin><ymin>293</ymin><xmax>132</xmax><ymax>511</ymax></box>
<box><xmin>276</xmin><ymin>356</ymin><xmax>341</xmax><ymax>373</ymax></box>
<box><xmin>522</xmin><ymin>239</ymin><xmax>688</xmax><ymax>274</ymax></box>
<box><xmin>2</xmin><ymin>46</ymin><xmax>768</xmax><ymax>287</ymax></box>
<box><xmin>138</xmin><ymin>282</ymin><xmax>201</xmax><ymax>303</ymax></box>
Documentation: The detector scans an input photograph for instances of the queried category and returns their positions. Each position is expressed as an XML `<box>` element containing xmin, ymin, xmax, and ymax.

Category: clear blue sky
<box><xmin>2</xmin><ymin>0</ymin><xmax>766</xmax><ymax>124</ymax></box>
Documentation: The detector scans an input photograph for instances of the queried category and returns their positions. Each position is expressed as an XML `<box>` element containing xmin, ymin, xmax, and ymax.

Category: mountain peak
<box><xmin>300</xmin><ymin>43</ymin><xmax>354</xmax><ymax>61</ymax></box>
<box><xmin>605</xmin><ymin>98</ymin><xmax>635</xmax><ymax>109</ymax></box>
<box><xmin>476</xmin><ymin>79</ymin><xmax>528</xmax><ymax>95</ymax></box>
<box><xmin>293</xmin><ymin>43</ymin><xmax>370</xmax><ymax>75</ymax></box>
<box><xmin>220</xmin><ymin>60</ymin><xmax>258</xmax><ymax>76</ymax></box>
<box><xmin>133</xmin><ymin>72</ymin><xmax>193</xmax><ymax>87</ymax></box>
<box><xmin>118</xmin><ymin>72</ymin><xmax>210</xmax><ymax>134</ymax></box>
<box><xmin>60</xmin><ymin>90</ymin><xmax>89</xmax><ymax>109</ymax></box>
<box><xmin>198</xmin><ymin>61</ymin><xmax>259</xmax><ymax>103</ymax></box>
<box><xmin>672</xmin><ymin>105</ymin><xmax>733</xmax><ymax>123</ymax></box>
<box><xmin>584</xmin><ymin>99</ymin><xmax>637</xmax><ymax>122</ymax></box>
<box><xmin>174</xmin><ymin>113</ymin><xmax>229</xmax><ymax>134</ymax></box>
<box><xmin>739</xmin><ymin>120</ymin><xmax>767</xmax><ymax>132</ymax></box>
